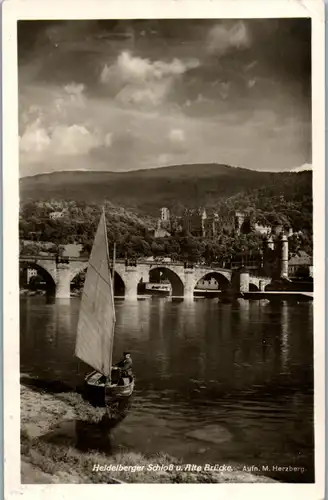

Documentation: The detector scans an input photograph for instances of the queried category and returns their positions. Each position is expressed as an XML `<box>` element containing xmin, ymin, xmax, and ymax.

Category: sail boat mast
<box><xmin>75</xmin><ymin>208</ymin><xmax>116</xmax><ymax>378</ymax></box>
<box><xmin>102</xmin><ymin>206</ymin><xmax>116</xmax><ymax>381</ymax></box>
<box><xmin>103</xmin><ymin>206</ymin><xmax>115</xmax><ymax>319</ymax></box>
<box><xmin>77</xmin><ymin>209</ymin><xmax>135</xmax><ymax>402</ymax></box>
<box><xmin>112</xmin><ymin>241</ymin><xmax>116</xmax><ymax>300</ymax></box>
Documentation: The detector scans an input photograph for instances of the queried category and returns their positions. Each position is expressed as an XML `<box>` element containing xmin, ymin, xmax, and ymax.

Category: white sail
<box><xmin>75</xmin><ymin>210</ymin><xmax>115</xmax><ymax>377</ymax></box>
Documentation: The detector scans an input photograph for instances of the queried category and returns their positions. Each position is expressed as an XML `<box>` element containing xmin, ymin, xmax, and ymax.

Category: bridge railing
<box><xmin>20</xmin><ymin>254</ymin><xmax>240</xmax><ymax>273</ymax></box>
<box><xmin>20</xmin><ymin>254</ymin><xmax>187</xmax><ymax>266</ymax></box>
<box><xmin>19</xmin><ymin>255</ymin><xmax>236</xmax><ymax>279</ymax></box>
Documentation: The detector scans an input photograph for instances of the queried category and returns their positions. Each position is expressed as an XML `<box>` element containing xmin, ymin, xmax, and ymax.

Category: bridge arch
<box><xmin>19</xmin><ymin>261</ymin><xmax>56</xmax><ymax>296</ymax></box>
<box><xmin>70</xmin><ymin>263</ymin><xmax>127</xmax><ymax>296</ymax></box>
<box><xmin>194</xmin><ymin>271</ymin><xmax>231</xmax><ymax>293</ymax></box>
<box><xmin>149</xmin><ymin>266</ymin><xmax>184</xmax><ymax>297</ymax></box>
<box><xmin>249</xmin><ymin>283</ymin><xmax>259</xmax><ymax>292</ymax></box>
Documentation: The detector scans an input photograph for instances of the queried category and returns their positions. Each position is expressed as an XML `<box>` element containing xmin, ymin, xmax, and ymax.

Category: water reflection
<box><xmin>44</xmin><ymin>300</ymin><xmax>58</xmax><ymax>345</ymax></box>
<box><xmin>237</xmin><ymin>298</ymin><xmax>250</xmax><ymax>325</ymax></box>
<box><xmin>20</xmin><ymin>296</ymin><xmax>314</xmax><ymax>482</ymax></box>
<box><xmin>280</xmin><ymin>302</ymin><xmax>289</xmax><ymax>373</ymax></box>
<box><xmin>20</xmin><ymin>297</ymin><xmax>314</xmax><ymax>393</ymax></box>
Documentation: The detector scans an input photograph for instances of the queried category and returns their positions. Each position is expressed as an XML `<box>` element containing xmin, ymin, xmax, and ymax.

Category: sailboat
<box><xmin>75</xmin><ymin>209</ymin><xmax>135</xmax><ymax>410</ymax></box>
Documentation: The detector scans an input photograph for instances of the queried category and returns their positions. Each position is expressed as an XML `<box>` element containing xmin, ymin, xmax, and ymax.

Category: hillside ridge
<box><xmin>21</xmin><ymin>163</ymin><xmax>261</xmax><ymax>180</ymax></box>
<box><xmin>20</xmin><ymin>163</ymin><xmax>312</xmax><ymax>216</ymax></box>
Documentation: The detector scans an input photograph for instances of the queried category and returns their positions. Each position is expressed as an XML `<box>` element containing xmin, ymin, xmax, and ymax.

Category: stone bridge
<box><xmin>19</xmin><ymin>255</ymin><xmax>272</xmax><ymax>299</ymax></box>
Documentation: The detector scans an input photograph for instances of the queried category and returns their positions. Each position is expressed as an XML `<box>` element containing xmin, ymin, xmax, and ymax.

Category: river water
<box><xmin>20</xmin><ymin>296</ymin><xmax>314</xmax><ymax>482</ymax></box>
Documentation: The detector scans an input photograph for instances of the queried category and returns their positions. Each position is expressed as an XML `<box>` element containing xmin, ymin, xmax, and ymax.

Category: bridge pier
<box><xmin>124</xmin><ymin>267</ymin><xmax>141</xmax><ymax>300</ymax></box>
<box><xmin>55</xmin><ymin>265</ymin><xmax>71</xmax><ymax>299</ymax></box>
<box><xmin>183</xmin><ymin>269</ymin><xmax>196</xmax><ymax>299</ymax></box>
<box><xmin>231</xmin><ymin>269</ymin><xmax>250</xmax><ymax>294</ymax></box>
<box><xmin>240</xmin><ymin>269</ymin><xmax>250</xmax><ymax>293</ymax></box>
<box><xmin>259</xmin><ymin>280</ymin><xmax>266</xmax><ymax>292</ymax></box>
<box><xmin>21</xmin><ymin>256</ymin><xmax>246</xmax><ymax>301</ymax></box>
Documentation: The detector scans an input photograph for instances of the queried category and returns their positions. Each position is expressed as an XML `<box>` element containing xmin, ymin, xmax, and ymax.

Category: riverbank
<box><xmin>21</xmin><ymin>381</ymin><xmax>276</xmax><ymax>484</ymax></box>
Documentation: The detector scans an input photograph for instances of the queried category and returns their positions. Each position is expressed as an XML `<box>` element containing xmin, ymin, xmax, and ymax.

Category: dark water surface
<box><xmin>20</xmin><ymin>296</ymin><xmax>314</xmax><ymax>482</ymax></box>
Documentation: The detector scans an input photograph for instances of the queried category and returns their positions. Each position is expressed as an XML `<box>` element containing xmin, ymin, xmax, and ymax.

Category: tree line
<box><xmin>19</xmin><ymin>192</ymin><xmax>312</xmax><ymax>265</ymax></box>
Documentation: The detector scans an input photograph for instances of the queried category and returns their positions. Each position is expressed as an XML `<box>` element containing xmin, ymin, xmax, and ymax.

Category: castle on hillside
<box><xmin>154</xmin><ymin>207</ymin><xmax>289</xmax><ymax>241</ymax></box>
<box><xmin>154</xmin><ymin>206</ymin><xmax>220</xmax><ymax>239</ymax></box>
<box><xmin>234</xmin><ymin>211</ymin><xmax>293</xmax><ymax>238</ymax></box>
<box><xmin>152</xmin><ymin>209</ymin><xmax>313</xmax><ymax>277</ymax></box>
<box><xmin>182</xmin><ymin>208</ymin><xmax>220</xmax><ymax>238</ymax></box>
<box><xmin>154</xmin><ymin>207</ymin><xmax>172</xmax><ymax>237</ymax></box>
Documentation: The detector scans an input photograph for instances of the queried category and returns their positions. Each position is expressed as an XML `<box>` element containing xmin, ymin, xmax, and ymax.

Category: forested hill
<box><xmin>19</xmin><ymin>164</ymin><xmax>312</xmax><ymax>260</ymax></box>
<box><xmin>20</xmin><ymin>164</ymin><xmax>312</xmax><ymax>216</ymax></box>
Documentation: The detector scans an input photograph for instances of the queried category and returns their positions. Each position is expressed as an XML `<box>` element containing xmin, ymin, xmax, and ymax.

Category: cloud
<box><xmin>19</xmin><ymin>82</ymin><xmax>109</xmax><ymax>164</ymax></box>
<box><xmin>104</xmin><ymin>132</ymin><xmax>113</xmax><ymax>147</ymax></box>
<box><xmin>218</xmin><ymin>82</ymin><xmax>231</xmax><ymax>100</ymax></box>
<box><xmin>247</xmin><ymin>79</ymin><xmax>257</xmax><ymax>88</ymax></box>
<box><xmin>156</xmin><ymin>153</ymin><xmax>174</xmax><ymax>166</ymax></box>
<box><xmin>100</xmin><ymin>51</ymin><xmax>199</xmax><ymax>106</ymax></box>
<box><xmin>291</xmin><ymin>163</ymin><xmax>312</xmax><ymax>172</ymax></box>
<box><xmin>207</xmin><ymin>21</ymin><xmax>251</xmax><ymax>57</ymax></box>
<box><xmin>20</xmin><ymin>105</ymin><xmax>45</xmax><ymax>132</ymax></box>
<box><xmin>169</xmin><ymin>128</ymin><xmax>185</xmax><ymax>143</ymax></box>
<box><xmin>244</xmin><ymin>60</ymin><xmax>258</xmax><ymax>72</ymax></box>
<box><xmin>52</xmin><ymin>83</ymin><xmax>86</xmax><ymax>119</ymax></box>
<box><xmin>20</xmin><ymin>83</ymin><xmax>88</xmax><ymax>133</ymax></box>
<box><xmin>51</xmin><ymin>124</ymin><xmax>102</xmax><ymax>155</ymax></box>
<box><xmin>116</xmin><ymin>82</ymin><xmax>170</xmax><ymax>106</ymax></box>
<box><xmin>18</xmin><ymin>20</ymin><xmax>311</xmax><ymax>176</ymax></box>
<box><xmin>63</xmin><ymin>83</ymin><xmax>86</xmax><ymax>104</ymax></box>
<box><xmin>101</xmin><ymin>51</ymin><xmax>199</xmax><ymax>83</ymax></box>
<box><xmin>43</xmin><ymin>21</ymin><xmax>98</xmax><ymax>47</ymax></box>
<box><xmin>20</xmin><ymin>120</ymin><xmax>103</xmax><ymax>158</ymax></box>
<box><xmin>20</xmin><ymin>118</ymin><xmax>51</xmax><ymax>153</ymax></box>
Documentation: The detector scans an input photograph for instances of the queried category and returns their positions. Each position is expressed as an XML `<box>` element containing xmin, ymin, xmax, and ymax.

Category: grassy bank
<box><xmin>21</xmin><ymin>381</ymin><xmax>276</xmax><ymax>484</ymax></box>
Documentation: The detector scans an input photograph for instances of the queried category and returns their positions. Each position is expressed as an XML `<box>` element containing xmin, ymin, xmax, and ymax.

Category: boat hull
<box><xmin>145</xmin><ymin>283</ymin><xmax>171</xmax><ymax>296</ymax></box>
<box><xmin>83</xmin><ymin>370</ymin><xmax>135</xmax><ymax>408</ymax></box>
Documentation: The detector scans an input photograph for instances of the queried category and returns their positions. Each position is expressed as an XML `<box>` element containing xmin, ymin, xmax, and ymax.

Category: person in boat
<box><xmin>115</xmin><ymin>352</ymin><xmax>133</xmax><ymax>377</ymax></box>
<box><xmin>111</xmin><ymin>352</ymin><xmax>133</xmax><ymax>385</ymax></box>
<box><xmin>109</xmin><ymin>352</ymin><xmax>133</xmax><ymax>386</ymax></box>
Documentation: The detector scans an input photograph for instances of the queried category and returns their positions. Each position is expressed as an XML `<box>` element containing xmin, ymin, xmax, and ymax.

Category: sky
<box><xmin>18</xmin><ymin>19</ymin><xmax>312</xmax><ymax>177</ymax></box>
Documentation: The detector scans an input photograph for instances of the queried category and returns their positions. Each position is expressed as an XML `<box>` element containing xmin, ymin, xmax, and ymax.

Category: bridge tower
<box><xmin>266</xmin><ymin>235</ymin><xmax>274</xmax><ymax>250</ymax></box>
<box><xmin>280</xmin><ymin>233</ymin><xmax>289</xmax><ymax>279</ymax></box>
